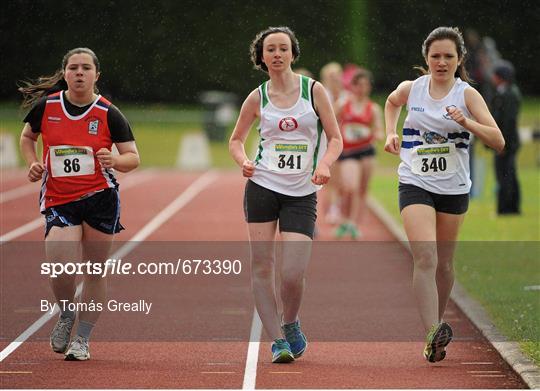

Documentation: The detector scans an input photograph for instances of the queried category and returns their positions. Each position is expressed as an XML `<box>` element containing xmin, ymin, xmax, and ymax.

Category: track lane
<box><xmin>2</xmin><ymin>171</ymin><xmax>253</xmax><ymax>388</ymax></box>
<box><xmin>0</xmin><ymin>170</ymin><xmax>527</xmax><ymax>389</ymax></box>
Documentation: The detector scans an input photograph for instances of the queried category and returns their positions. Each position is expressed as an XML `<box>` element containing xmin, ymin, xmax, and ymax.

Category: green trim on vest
<box><xmin>301</xmin><ymin>75</ymin><xmax>310</xmax><ymax>101</ymax></box>
<box><xmin>255</xmin><ymin>128</ymin><xmax>265</xmax><ymax>164</ymax></box>
<box><xmin>312</xmin><ymin>119</ymin><xmax>323</xmax><ymax>174</ymax></box>
<box><xmin>261</xmin><ymin>82</ymin><xmax>269</xmax><ymax>108</ymax></box>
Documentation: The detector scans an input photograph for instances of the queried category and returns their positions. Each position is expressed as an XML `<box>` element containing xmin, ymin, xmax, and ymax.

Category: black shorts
<box><xmin>44</xmin><ymin>188</ymin><xmax>124</xmax><ymax>237</ymax></box>
<box><xmin>398</xmin><ymin>182</ymin><xmax>469</xmax><ymax>215</ymax></box>
<box><xmin>338</xmin><ymin>145</ymin><xmax>376</xmax><ymax>161</ymax></box>
<box><xmin>243</xmin><ymin>180</ymin><xmax>317</xmax><ymax>239</ymax></box>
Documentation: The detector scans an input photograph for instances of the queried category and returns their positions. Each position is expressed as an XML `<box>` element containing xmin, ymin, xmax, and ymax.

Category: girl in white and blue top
<box><xmin>229</xmin><ymin>27</ymin><xmax>342</xmax><ymax>363</ymax></box>
<box><xmin>399</xmin><ymin>74</ymin><xmax>473</xmax><ymax>195</ymax></box>
<box><xmin>384</xmin><ymin>27</ymin><xmax>504</xmax><ymax>364</ymax></box>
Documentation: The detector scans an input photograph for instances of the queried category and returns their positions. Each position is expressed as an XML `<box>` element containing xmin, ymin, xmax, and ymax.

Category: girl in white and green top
<box><xmin>229</xmin><ymin>26</ymin><xmax>342</xmax><ymax>363</ymax></box>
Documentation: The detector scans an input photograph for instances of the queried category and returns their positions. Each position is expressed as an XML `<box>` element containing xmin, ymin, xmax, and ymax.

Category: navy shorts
<box><xmin>398</xmin><ymin>182</ymin><xmax>469</xmax><ymax>215</ymax></box>
<box><xmin>338</xmin><ymin>145</ymin><xmax>376</xmax><ymax>161</ymax></box>
<box><xmin>44</xmin><ymin>188</ymin><xmax>124</xmax><ymax>237</ymax></box>
<box><xmin>243</xmin><ymin>180</ymin><xmax>317</xmax><ymax>239</ymax></box>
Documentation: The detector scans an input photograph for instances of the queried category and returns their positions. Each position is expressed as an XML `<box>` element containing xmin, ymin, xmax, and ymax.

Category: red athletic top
<box><xmin>40</xmin><ymin>92</ymin><xmax>118</xmax><ymax>211</ymax></box>
<box><xmin>339</xmin><ymin>99</ymin><xmax>375</xmax><ymax>152</ymax></box>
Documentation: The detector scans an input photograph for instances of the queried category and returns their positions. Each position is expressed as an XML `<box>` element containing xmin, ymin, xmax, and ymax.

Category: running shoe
<box><xmin>271</xmin><ymin>338</ymin><xmax>294</xmax><ymax>363</ymax></box>
<box><xmin>348</xmin><ymin>224</ymin><xmax>361</xmax><ymax>240</ymax></box>
<box><xmin>64</xmin><ymin>335</ymin><xmax>90</xmax><ymax>361</ymax></box>
<box><xmin>423</xmin><ymin>322</ymin><xmax>453</xmax><ymax>363</ymax></box>
<box><xmin>50</xmin><ymin>315</ymin><xmax>75</xmax><ymax>353</ymax></box>
<box><xmin>282</xmin><ymin>319</ymin><xmax>307</xmax><ymax>358</ymax></box>
<box><xmin>334</xmin><ymin>223</ymin><xmax>349</xmax><ymax>239</ymax></box>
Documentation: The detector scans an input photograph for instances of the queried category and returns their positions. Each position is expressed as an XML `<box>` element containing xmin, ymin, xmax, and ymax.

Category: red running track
<box><xmin>0</xmin><ymin>169</ymin><xmax>526</xmax><ymax>388</ymax></box>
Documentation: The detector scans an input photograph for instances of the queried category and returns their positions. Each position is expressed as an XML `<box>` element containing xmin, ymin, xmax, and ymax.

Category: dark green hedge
<box><xmin>2</xmin><ymin>0</ymin><xmax>537</xmax><ymax>103</ymax></box>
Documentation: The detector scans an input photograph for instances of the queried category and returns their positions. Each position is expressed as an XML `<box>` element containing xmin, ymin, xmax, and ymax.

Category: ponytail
<box><xmin>18</xmin><ymin>70</ymin><xmax>67</xmax><ymax>110</ymax></box>
<box><xmin>19</xmin><ymin>47</ymin><xmax>100</xmax><ymax>110</ymax></box>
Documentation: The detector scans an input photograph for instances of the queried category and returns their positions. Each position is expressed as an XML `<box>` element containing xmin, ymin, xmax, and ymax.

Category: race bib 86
<box><xmin>50</xmin><ymin>145</ymin><xmax>95</xmax><ymax>178</ymax></box>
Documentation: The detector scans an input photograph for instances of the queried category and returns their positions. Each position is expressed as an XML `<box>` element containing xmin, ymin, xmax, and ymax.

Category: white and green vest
<box><xmin>251</xmin><ymin>75</ymin><xmax>326</xmax><ymax>196</ymax></box>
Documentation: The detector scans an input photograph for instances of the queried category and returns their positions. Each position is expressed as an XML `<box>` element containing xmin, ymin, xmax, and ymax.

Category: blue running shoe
<box><xmin>282</xmin><ymin>319</ymin><xmax>307</xmax><ymax>358</ymax></box>
<box><xmin>271</xmin><ymin>338</ymin><xmax>294</xmax><ymax>363</ymax></box>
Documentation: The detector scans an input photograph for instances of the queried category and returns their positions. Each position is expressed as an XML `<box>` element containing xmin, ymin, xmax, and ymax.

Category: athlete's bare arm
<box><xmin>97</xmin><ymin>141</ymin><xmax>140</xmax><ymax>172</ymax></box>
<box><xmin>451</xmin><ymin>87</ymin><xmax>504</xmax><ymax>152</ymax></box>
<box><xmin>229</xmin><ymin>89</ymin><xmax>261</xmax><ymax>178</ymax></box>
<box><xmin>20</xmin><ymin>123</ymin><xmax>45</xmax><ymax>182</ymax></box>
<box><xmin>384</xmin><ymin>80</ymin><xmax>413</xmax><ymax>154</ymax></box>
<box><xmin>312</xmin><ymin>81</ymin><xmax>343</xmax><ymax>185</ymax></box>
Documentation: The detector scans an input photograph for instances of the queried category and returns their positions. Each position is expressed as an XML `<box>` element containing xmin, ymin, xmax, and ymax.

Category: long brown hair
<box><xmin>414</xmin><ymin>27</ymin><xmax>472</xmax><ymax>83</ymax></box>
<box><xmin>19</xmin><ymin>48</ymin><xmax>100</xmax><ymax>109</ymax></box>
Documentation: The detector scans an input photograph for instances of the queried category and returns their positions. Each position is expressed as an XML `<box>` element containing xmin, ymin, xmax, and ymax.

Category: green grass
<box><xmin>454</xmin><ymin>242</ymin><xmax>540</xmax><ymax>364</ymax></box>
<box><xmin>520</xmin><ymin>97</ymin><xmax>540</xmax><ymax>129</ymax></box>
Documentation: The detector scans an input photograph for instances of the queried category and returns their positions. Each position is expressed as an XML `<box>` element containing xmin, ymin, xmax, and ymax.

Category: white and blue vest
<box><xmin>399</xmin><ymin>75</ymin><xmax>472</xmax><ymax>194</ymax></box>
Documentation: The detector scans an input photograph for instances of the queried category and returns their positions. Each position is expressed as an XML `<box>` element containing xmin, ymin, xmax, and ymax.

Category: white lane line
<box><xmin>0</xmin><ymin>169</ymin><xmax>155</xmax><ymax>244</ymax></box>
<box><xmin>467</xmin><ymin>370</ymin><xmax>502</xmax><ymax>373</ymax></box>
<box><xmin>206</xmin><ymin>362</ymin><xmax>238</xmax><ymax>366</ymax></box>
<box><xmin>0</xmin><ymin>171</ymin><xmax>217</xmax><ymax>363</ymax></box>
<box><xmin>0</xmin><ymin>183</ymin><xmax>39</xmax><ymax>204</ymax></box>
<box><xmin>242</xmin><ymin>308</ymin><xmax>262</xmax><ymax>390</ymax></box>
<box><xmin>461</xmin><ymin>362</ymin><xmax>494</xmax><ymax>365</ymax></box>
<box><xmin>0</xmin><ymin>218</ymin><xmax>43</xmax><ymax>243</ymax></box>
<box><xmin>471</xmin><ymin>374</ymin><xmax>506</xmax><ymax>378</ymax></box>
<box><xmin>111</xmin><ymin>170</ymin><xmax>217</xmax><ymax>256</ymax></box>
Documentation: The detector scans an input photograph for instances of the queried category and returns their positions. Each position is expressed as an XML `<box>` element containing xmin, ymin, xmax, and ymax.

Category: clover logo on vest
<box><xmin>278</xmin><ymin>117</ymin><xmax>298</xmax><ymax>132</ymax></box>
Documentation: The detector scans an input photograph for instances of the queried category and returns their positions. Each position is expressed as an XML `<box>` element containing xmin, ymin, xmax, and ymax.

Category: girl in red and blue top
<box><xmin>19</xmin><ymin>47</ymin><xmax>140</xmax><ymax>361</ymax></box>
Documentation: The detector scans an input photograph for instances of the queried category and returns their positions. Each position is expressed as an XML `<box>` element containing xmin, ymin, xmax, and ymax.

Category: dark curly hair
<box><xmin>250</xmin><ymin>26</ymin><xmax>300</xmax><ymax>73</ymax></box>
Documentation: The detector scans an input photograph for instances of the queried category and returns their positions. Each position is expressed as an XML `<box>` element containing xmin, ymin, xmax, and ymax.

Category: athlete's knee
<box><xmin>251</xmin><ymin>258</ymin><xmax>275</xmax><ymax>280</ymax></box>
<box><xmin>341</xmin><ymin>183</ymin><xmax>356</xmax><ymax>195</ymax></box>
<box><xmin>436</xmin><ymin>260</ymin><xmax>454</xmax><ymax>276</ymax></box>
<box><xmin>281</xmin><ymin>274</ymin><xmax>304</xmax><ymax>292</ymax></box>
<box><xmin>413</xmin><ymin>249</ymin><xmax>437</xmax><ymax>271</ymax></box>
